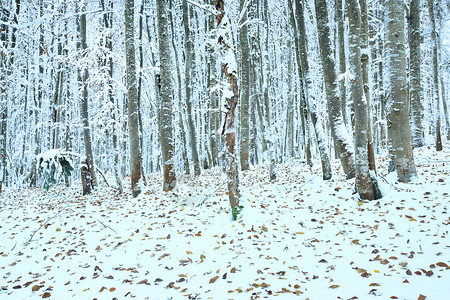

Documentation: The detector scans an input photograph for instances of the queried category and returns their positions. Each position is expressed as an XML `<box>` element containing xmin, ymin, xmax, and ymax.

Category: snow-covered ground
<box><xmin>1</xmin><ymin>145</ymin><xmax>449</xmax><ymax>299</ymax></box>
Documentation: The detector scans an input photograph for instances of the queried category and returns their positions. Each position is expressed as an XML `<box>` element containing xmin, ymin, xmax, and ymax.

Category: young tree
<box><xmin>409</xmin><ymin>0</ymin><xmax>424</xmax><ymax>148</ymax></box>
<box><xmin>385</xmin><ymin>0</ymin><xmax>417</xmax><ymax>182</ymax></box>
<box><xmin>157</xmin><ymin>0</ymin><xmax>176</xmax><ymax>191</ymax></box>
<box><xmin>79</xmin><ymin>3</ymin><xmax>97</xmax><ymax>195</ymax></box>
<box><xmin>182</xmin><ymin>0</ymin><xmax>201</xmax><ymax>176</ymax></box>
<box><xmin>125</xmin><ymin>0</ymin><xmax>142</xmax><ymax>197</ymax></box>
<box><xmin>427</xmin><ymin>0</ymin><xmax>443</xmax><ymax>151</ymax></box>
<box><xmin>314</xmin><ymin>0</ymin><xmax>355</xmax><ymax>179</ymax></box>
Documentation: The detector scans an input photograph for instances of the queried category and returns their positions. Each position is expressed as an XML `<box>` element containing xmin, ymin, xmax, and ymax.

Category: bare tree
<box><xmin>125</xmin><ymin>0</ymin><xmax>142</xmax><ymax>197</ymax></box>
<box><xmin>385</xmin><ymin>0</ymin><xmax>417</xmax><ymax>182</ymax></box>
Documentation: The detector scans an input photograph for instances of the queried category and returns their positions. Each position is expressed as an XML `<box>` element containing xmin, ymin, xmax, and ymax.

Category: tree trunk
<box><xmin>336</xmin><ymin>0</ymin><xmax>348</xmax><ymax>127</ymax></box>
<box><xmin>216</xmin><ymin>0</ymin><xmax>240</xmax><ymax>209</ymax></box>
<box><xmin>409</xmin><ymin>0</ymin><xmax>424</xmax><ymax>148</ymax></box>
<box><xmin>427</xmin><ymin>0</ymin><xmax>442</xmax><ymax>151</ymax></box>
<box><xmin>183</xmin><ymin>0</ymin><xmax>201</xmax><ymax>176</ymax></box>
<box><xmin>239</xmin><ymin>0</ymin><xmax>250</xmax><ymax>171</ymax></box>
<box><xmin>314</xmin><ymin>0</ymin><xmax>355</xmax><ymax>179</ymax></box>
<box><xmin>385</xmin><ymin>0</ymin><xmax>417</xmax><ymax>182</ymax></box>
<box><xmin>291</xmin><ymin>0</ymin><xmax>332</xmax><ymax>180</ymax></box>
<box><xmin>347</xmin><ymin>0</ymin><xmax>381</xmax><ymax>200</ymax></box>
<box><xmin>157</xmin><ymin>0</ymin><xmax>176</xmax><ymax>191</ymax></box>
<box><xmin>80</xmin><ymin>6</ymin><xmax>97</xmax><ymax>195</ymax></box>
<box><xmin>125</xmin><ymin>0</ymin><xmax>142</xmax><ymax>197</ymax></box>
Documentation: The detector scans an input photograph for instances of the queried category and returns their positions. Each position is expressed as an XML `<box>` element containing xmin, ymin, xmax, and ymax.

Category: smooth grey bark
<box><xmin>157</xmin><ymin>0</ymin><xmax>176</xmax><ymax>191</ymax></box>
<box><xmin>80</xmin><ymin>7</ymin><xmax>97</xmax><ymax>195</ymax></box>
<box><xmin>314</xmin><ymin>0</ymin><xmax>355</xmax><ymax>179</ymax></box>
<box><xmin>125</xmin><ymin>0</ymin><xmax>142</xmax><ymax>197</ymax></box>
<box><xmin>183</xmin><ymin>0</ymin><xmax>201</xmax><ymax>175</ymax></box>
<box><xmin>347</xmin><ymin>0</ymin><xmax>381</xmax><ymax>200</ymax></box>
<box><xmin>239</xmin><ymin>0</ymin><xmax>250</xmax><ymax>171</ymax></box>
<box><xmin>291</xmin><ymin>0</ymin><xmax>332</xmax><ymax>179</ymax></box>
<box><xmin>427</xmin><ymin>0</ymin><xmax>442</xmax><ymax>151</ymax></box>
<box><xmin>385</xmin><ymin>0</ymin><xmax>417</xmax><ymax>182</ymax></box>
<box><xmin>409</xmin><ymin>0</ymin><xmax>424</xmax><ymax>148</ymax></box>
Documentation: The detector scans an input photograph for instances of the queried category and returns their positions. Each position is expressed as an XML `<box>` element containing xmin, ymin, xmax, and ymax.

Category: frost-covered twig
<box><xmin>24</xmin><ymin>202</ymin><xmax>71</xmax><ymax>244</ymax></box>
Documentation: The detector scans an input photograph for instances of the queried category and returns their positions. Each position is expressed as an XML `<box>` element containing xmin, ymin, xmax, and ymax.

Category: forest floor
<box><xmin>1</xmin><ymin>144</ymin><xmax>449</xmax><ymax>300</ymax></box>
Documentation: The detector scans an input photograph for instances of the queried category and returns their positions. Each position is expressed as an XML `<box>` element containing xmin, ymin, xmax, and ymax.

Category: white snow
<box><xmin>1</xmin><ymin>144</ymin><xmax>449</xmax><ymax>299</ymax></box>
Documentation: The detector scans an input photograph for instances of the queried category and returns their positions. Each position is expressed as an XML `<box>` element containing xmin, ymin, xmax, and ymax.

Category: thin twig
<box><xmin>196</xmin><ymin>180</ymin><xmax>227</xmax><ymax>207</ymax></box>
<box><xmin>97</xmin><ymin>219</ymin><xmax>117</xmax><ymax>234</ymax></box>
<box><xmin>24</xmin><ymin>202</ymin><xmax>71</xmax><ymax>244</ymax></box>
<box><xmin>95</xmin><ymin>166</ymin><xmax>110</xmax><ymax>187</ymax></box>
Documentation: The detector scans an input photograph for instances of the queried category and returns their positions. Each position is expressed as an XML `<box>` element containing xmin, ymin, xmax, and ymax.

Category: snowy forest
<box><xmin>1</xmin><ymin>0</ymin><xmax>450</xmax><ymax>299</ymax></box>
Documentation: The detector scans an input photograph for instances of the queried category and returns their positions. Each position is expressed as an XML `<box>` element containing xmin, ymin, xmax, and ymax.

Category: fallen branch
<box><xmin>95</xmin><ymin>166</ymin><xmax>110</xmax><ymax>187</ymax></box>
<box><xmin>24</xmin><ymin>202</ymin><xmax>71</xmax><ymax>244</ymax></box>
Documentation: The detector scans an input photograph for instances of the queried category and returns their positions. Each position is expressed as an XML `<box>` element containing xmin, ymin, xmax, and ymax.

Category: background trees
<box><xmin>0</xmin><ymin>0</ymin><xmax>448</xmax><ymax>196</ymax></box>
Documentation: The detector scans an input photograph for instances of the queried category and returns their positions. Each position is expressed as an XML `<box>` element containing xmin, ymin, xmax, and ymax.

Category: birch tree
<box><xmin>385</xmin><ymin>0</ymin><xmax>417</xmax><ymax>182</ymax></box>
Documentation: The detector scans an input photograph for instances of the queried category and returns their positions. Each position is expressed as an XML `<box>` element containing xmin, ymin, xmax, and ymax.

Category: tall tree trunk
<box><xmin>292</xmin><ymin>0</ymin><xmax>332</xmax><ymax>180</ymax></box>
<box><xmin>239</xmin><ymin>0</ymin><xmax>250</xmax><ymax>171</ymax></box>
<box><xmin>183</xmin><ymin>0</ymin><xmax>201</xmax><ymax>176</ymax></box>
<box><xmin>336</xmin><ymin>0</ymin><xmax>348</xmax><ymax>127</ymax></box>
<box><xmin>359</xmin><ymin>0</ymin><xmax>377</xmax><ymax>173</ymax></box>
<box><xmin>157</xmin><ymin>0</ymin><xmax>176</xmax><ymax>191</ymax></box>
<box><xmin>80</xmin><ymin>5</ymin><xmax>97</xmax><ymax>195</ymax></box>
<box><xmin>427</xmin><ymin>0</ymin><xmax>442</xmax><ymax>151</ymax></box>
<box><xmin>409</xmin><ymin>0</ymin><xmax>424</xmax><ymax>148</ymax></box>
<box><xmin>314</xmin><ymin>0</ymin><xmax>355</xmax><ymax>179</ymax></box>
<box><xmin>385</xmin><ymin>0</ymin><xmax>417</xmax><ymax>182</ymax></box>
<box><xmin>347</xmin><ymin>0</ymin><xmax>381</xmax><ymax>200</ymax></box>
<box><xmin>125</xmin><ymin>0</ymin><xmax>142</xmax><ymax>197</ymax></box>
<box><xmin>216</xmin><ymin>0</ymin><xmax>240</xmax><ymax>210</ymax></box>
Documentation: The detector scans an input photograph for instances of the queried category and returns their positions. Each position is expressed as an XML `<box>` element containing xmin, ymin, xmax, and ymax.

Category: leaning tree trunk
<box><xmin>347</xmin><ymin>0</ymin><xmax>381</xmax><ymax>200</ymax></box>
<box><xmin>215</xmin><ymin>0</ymin><xmax>240</xmax><ymax>210</ymax></box>
<box><xmin>79</xmin><ymin>7</ymin><xmax>97</xmax><ymax>195</ymax></box>
<box><xmin>125</xmin><ymin>0</ymin><xmax>142</xmax><ymax>197</ymax></box>
<box><xmin>314</xmin><ymin>0</ymin><xmax>355</xmax><ymax>179</ymax></box>
<box><xmin>290</xmin><ymin>0</ymin><xmax>332</xmax><ymax>180</ymax></box>
<box><xmin>157</xmin><ymin>0</ymin><xmax>176</xmax><ymax>191</ymax></box>
<box><xmin>409</xmin><ymin>0</ymin><xmax>424</xmax><ymax>148</ymax></box>
<box><xmin>427</xmin><ymin>0</ymin><xmax>442</xmax><ymax>151</ymax></box>
<box><xmin>385</xmin><ymin>0</ymin><xmax>417</xmax><ymax>182</ymax></box>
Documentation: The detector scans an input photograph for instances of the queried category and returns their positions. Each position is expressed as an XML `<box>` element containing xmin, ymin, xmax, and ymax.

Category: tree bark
<box><xmin>125</xmin><ymin>0</ymin><xmax>142</xmax><ymax>197</ymax></box>
<box><xmin>157</xmin><ymin>0</ymin><xmax>176</xmax><ymax>191</ymax></box>
<box><xmin>409</xmin><ymin>0</ymin><xmax>424</xmax><ymax>148</ymax></box>
<box><xmin>385</xmin><ymin>0</ymin><xmax>417</xmax><ymax>182</ymax></box>
<box><xmin>216</xmin><ymin>0</ymin><xmax>240</xmax><ymax>209</ymax></box>
<box><xmin>314</xmin><ymin>0</ymin><xmax>355</xmax><ymax>179</ymax></box>
<box><xmin>347</xmin><ymin>0</ymin><xmax>381</xmax><ymax>200</ymax></box>
<box><xmin>80</xmin><ymin>5</ymin><xmax>97</xmax><ymax>195</ymax></box>
<box><xmin>183</xmin><ymin>0</ymin><xmax>201</xmax><ymax>175</ymax></box>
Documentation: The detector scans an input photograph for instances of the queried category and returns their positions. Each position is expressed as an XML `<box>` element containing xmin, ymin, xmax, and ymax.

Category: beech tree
<box><xmin>385</xmin><ymin>0</ymin><xmax>417</xmax><ymax>182</ymax></box>
<box><xmin>157</xmin><ymin>0</ymin><xmax>176</xmax><ymax>191</ymax></box>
